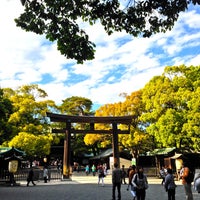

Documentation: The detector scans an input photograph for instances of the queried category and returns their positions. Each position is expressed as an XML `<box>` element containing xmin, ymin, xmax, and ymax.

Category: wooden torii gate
<box><xmin>46</xmin><ymin>112</ymin><xmax>133</xmax><ymax>179</ymax></box>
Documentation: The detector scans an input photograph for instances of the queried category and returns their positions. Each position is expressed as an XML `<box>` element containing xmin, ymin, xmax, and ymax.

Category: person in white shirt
<box><xmin>43</xmin><ymin>166</ymin><xmax>48</xmax><ymax>183</ymax></box>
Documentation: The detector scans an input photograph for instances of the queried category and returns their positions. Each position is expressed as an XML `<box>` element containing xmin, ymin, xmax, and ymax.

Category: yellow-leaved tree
<box><xmin>84</xmin><ymin>90</ymin><xmax>152</xmax><ymax>163</ymax></box>
<box><xmin>8</xmin><ymin>132</ymin><xmax>53</xmax><ymax>157</ymax></box>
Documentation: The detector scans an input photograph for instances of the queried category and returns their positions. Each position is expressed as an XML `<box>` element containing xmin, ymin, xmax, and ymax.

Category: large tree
<box><xmin>2</xmin><ymin>84</ymin><xmax>57</xmax><ymax>157</ymax></box>
<box><xmin>141</xmin><ymin>65</ymin><xmax>200</xmax><ymax>151</ymax></box>
<box><xmin>60</xmin><ymin>96</ymin><xmax>94</xmax><ymax>116</ymax></box>
<box><xmin>8</xmin><ymin>132</ymin><xmax>53</xmax><ymax>157</ymax></box>
<box><xmin>58</xmin><ymin>96</ymin><xmax>95</xmax><ymax>157</ymax></box>
<box><xmin>84</xmin><ymin>91</ymin><xmax>151</xmax><ymax>162</ymax></box>
<box><xmin>5</xmin><ymin>84</ymin><xmax>56</xmax><ymax>136</ymax></box>
<box><xmin>16</xmin><ymin>0</ymin><xmax>200</xmax><ymax>63</ymax></box>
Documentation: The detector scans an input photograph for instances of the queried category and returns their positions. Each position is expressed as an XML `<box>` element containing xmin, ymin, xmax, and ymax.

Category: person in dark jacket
<box><xmin>27</xmin><ymin>168</ymin><xmax>36</xmax><ymax>186</ymax></box>
<box><xmin>164</xmin><ymin>168</ymin><xmax>176</xmax><ymax>200</ymax></box>
<box><xmin>112</xmin><ymin>163</ymin><xmax>122</xmax><ymax>200</ymax></box>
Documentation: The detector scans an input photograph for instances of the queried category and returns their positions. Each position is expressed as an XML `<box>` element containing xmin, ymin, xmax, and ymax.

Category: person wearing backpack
<box><xmin>180</xmin><ymin>162</ymin><xmax>194</xmax><ymax>200</ymax></box>
<box><xmin>132</xmin><ymin>166</ymin><xmax>148</xmax><ymax>200</ymax></box>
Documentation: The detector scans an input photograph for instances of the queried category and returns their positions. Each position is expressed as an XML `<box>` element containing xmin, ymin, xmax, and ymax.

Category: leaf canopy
<box><xmin>16</xmin><ymin>0</ymin><xmax>200</xmax><ymax>63</ymax></box>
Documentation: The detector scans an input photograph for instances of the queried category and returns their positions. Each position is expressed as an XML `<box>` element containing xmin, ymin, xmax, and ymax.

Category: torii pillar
<box><xmin>62</xmin><ymin>122</ymin><xmax>71</xmax><ymax>179</ymax></box>
<box><xmin>112</xmin><ymin>122</ymin><xmax>120</xmax><ymax>165</ymax></box>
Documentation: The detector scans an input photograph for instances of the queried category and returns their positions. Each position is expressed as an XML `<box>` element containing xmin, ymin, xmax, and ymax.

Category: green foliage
<box><xmin>91</xmin><ymin>65</ymin><xmax>200</xmax><ymax>154</ymax></box>
<box><xmin>58</xmin><ymin>96</ymin><xmax>95</xmax><ymax>155</ymax></box>
<box><xmin>141</xmin><ymin>65</ymin><xmax>200</xmax><ymax>151</ymax></box>
<box><xmin>92</xmin><ymin>90</ymin><xmax>151</xmax><ymax>159</ymax></box>
<box><xmin>6</xmin><ymin>84</ymin><xmax>57</xmax><ymax>135</ymax></box>
<box><xmin>16</xmin><ymin>0</ymin><xmax>200</xmax><ymax>63</ymax></box>
<box><xmin>0</xmin><ymin>89</ymin><xmax>14</xmax><ymax>143</ymax></box>
<box><xmin>0</xmin><ymin>84</ymin><xmax>58</xmax><ymax>157</ymax></box>
<box><xmin>60</xmin><ymin>96</ymin><xmax>94</xmax><ymax>116</ymax></box>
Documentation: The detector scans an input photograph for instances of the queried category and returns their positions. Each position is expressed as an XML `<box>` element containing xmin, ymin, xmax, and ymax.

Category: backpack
<box><xmin>138</xmin><ymin>177</ymin><xmax>145</xmax><ymax>189</ymax></box>
<box><xmin>185</xmin><ymin>169</ymin><xmax>195</xmax><ymax>183</ymax></box>
<box><xmin>134</xmin><ymin>174</ymin><xmax>148</xmax><ymax>189</ymax></box>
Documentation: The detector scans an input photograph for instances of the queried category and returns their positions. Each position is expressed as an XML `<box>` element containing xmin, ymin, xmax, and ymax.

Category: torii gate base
<box><xmin>47</xmin><ymin>112</ymin><xmax>133</xmax><ymax>179</ymax></box>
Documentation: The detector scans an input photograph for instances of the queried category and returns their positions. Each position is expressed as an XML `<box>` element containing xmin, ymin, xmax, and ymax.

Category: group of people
<box><xmin>160</xmin><ymin>162</ymin><xmax>200</xmax><ymax>200</ymax></box>
<box><xmin>112</xmin><ymin>162</ymin><xmax>200</xmax><ymax>200</ymax></box>
<box><xmin>85</xmin><ymin>163</ymin><xmax>107</xmax><ymax>176</ymax></box>
<box><xmin>84</xmin><ymin>163</ymin><xmax>108</xmax><ymax>186</ymax></box>
<box><xmin>26</xmin><ymin>161</ymin><xmax>200</xmax><ymax>200</ymax></box>
<box><xmin>112</xmin><ymin>163</ymin><xmax>148</xmax><ymax>200</ymax></box>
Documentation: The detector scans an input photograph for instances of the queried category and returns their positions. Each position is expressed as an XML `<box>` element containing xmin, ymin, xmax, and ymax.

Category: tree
<box><xmin>141</xmin><ymin>65</ymin><xmax>200</xmax><ymax>151</ymax></box>
<box><xmin>0</xmin><ymin>89</ymin><xmax>14</xmax><ymax>144</ymax></box>
<box><xmin>58</xmin><ymin>96</ymin><xmax>95</xmax><ymax>157</ymax></box>
<box><xmin>85</xmin><ymin>92</ymin><xmax>151</xmax><ymax>163</ymax></box>
<box><xmin>8</xmin><ymin>132</ymin><xmax>53</xmax><ymax>157</ymax></box>
<box><xmin>87</xmin><ymin>102</ymin><xmax>126</xmax><ymax>149</ymax></box>
<box><xmin>1</xmin><ymin>84</ymin><xmax>57</xmax><ymax>158</ymax></box>
<box><xmin>118</xmin><ymin>90</ymin><xmax>153</xmax><ymax>160</ymax></box>
<box><xmin>16</xmin><ymin>0</ymin><xmax>200</xmax><ymax>63</ymax></box>
<box><xmin>60</xmin><ymin>96</ymin><xmax>94</xmax><ymax>116</ymax></box>
<box><xmin>5</xmin><ymin>84</ymin><xmax>57</xmax><ymax>137</ymax></box>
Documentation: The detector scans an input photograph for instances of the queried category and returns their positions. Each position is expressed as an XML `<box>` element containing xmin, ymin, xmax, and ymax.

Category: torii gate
<box><xmin>46</xmin><ymin>112</ymin><xmax>133</xmax><ymax>179</ymax></box>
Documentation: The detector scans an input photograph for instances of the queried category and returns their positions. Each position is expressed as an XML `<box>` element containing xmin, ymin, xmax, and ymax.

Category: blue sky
<box><xmin>0</xmin><ymin>1</ymin><xmax>200</xmax><ymax>111</ymax></box>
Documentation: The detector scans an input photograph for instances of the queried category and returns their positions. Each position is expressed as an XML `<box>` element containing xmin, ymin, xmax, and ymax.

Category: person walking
<box><xmin>164</xmin><ymin>168</ymin><xmax>176</xmax><ymax>200</ymax></box>
<box><xmin>85</xmin><ymin>165</ymin><xmax>90</xmax><ymax>176</ymax></box>
<box><xmin>128</xmin><ymin>165</ymin><xmax>136</xmax><ymax>187</ymax></box>
<box><xmin>132</xmin><ymin>166</ymin><xmax>148</xmax><ymax>200</ymax></box>
<box><xmin>127</xmin><ymin>165</ymin><xmax>133</xmax><ymax>181</ymax></box>
<box><xmin>180</xmin><ymin>162</ymin><xmax>194</xmax><ymax>200</ymax></box>
<box><xmin>98</xmin><ymin>165</ymin><xmax>105</xmax><ymax>186</ymax></box>
<box><xmin>128</xmin><ymin>165</ymin><xmax>137</xmax><ymax>200</ymax></box>
<box><xmin>43</xmin><ymin>166</ymin><xmax>48</xmax><ymax>183</ymax></box>
<box><xmin>112</xmin><ymin>163</ymin><xmax>122</xmax><ymax>200</ymax></box>
<box><xmin>121</xmin><ymin>165</ymin><xmax>127</xmax><ymax>184</ymax></box>
<box><xmin>92</xmin><ymin>164</ymin><xmax>96</xmax><ymax>176</ymax></box>
<box><xmin>27</xmin><ymin>168</ymin><xmax>36</xmax><ymax>186</ymax></box>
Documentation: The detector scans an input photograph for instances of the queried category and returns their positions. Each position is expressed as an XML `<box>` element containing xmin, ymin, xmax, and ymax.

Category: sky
<box><xmin>1</xmin><ymin>1</ymin><xmax>200</xmax><ymax>111</ymax></box>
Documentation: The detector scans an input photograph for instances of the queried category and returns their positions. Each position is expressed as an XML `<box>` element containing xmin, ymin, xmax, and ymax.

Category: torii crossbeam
<box><xmin>46</xmin><ymin>112</ymin><xmax>133</xmax><ymax>179</ymax></box>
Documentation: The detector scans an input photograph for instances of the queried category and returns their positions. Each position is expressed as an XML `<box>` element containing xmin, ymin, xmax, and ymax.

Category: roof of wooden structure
<box><xmin>46</xmin><ymin>112</ymin><xmax>133</xmax><ymax>124</ymax></box>
<box><xmin>0</xmin><ymin>147</ymin><xmax>25</xmax><ymax>158</ymax></box>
